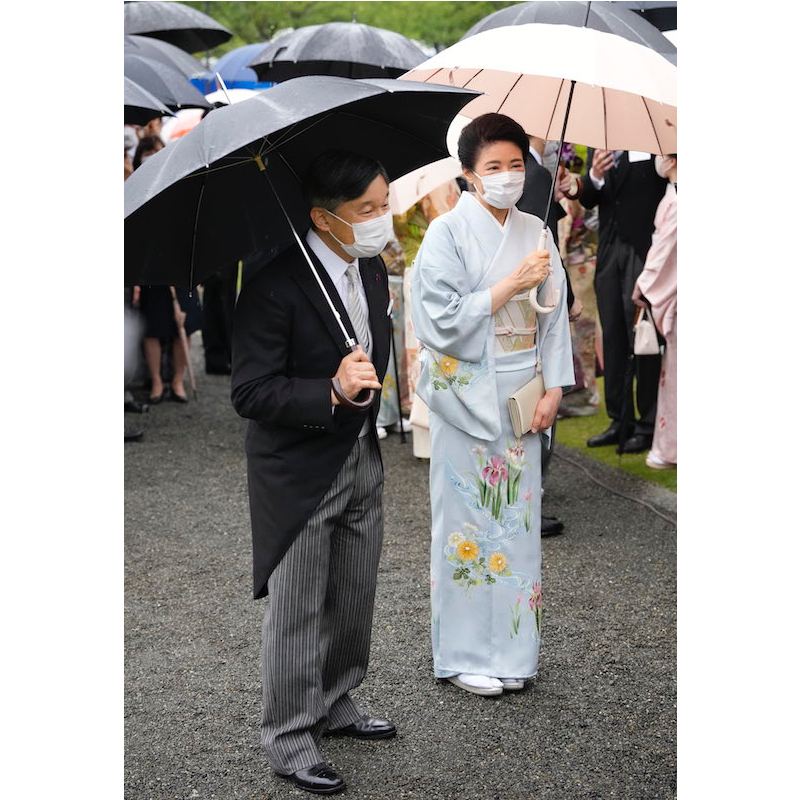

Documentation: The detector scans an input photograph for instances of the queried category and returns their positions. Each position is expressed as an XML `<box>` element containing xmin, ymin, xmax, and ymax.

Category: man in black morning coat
<box><xmin>579</xmin><ymin>148</ymin><xmax>668</xmax><ymax>453</ymax></box>
<box><xmin>231</xmin><ymin>150</ymin><xmax>395</xmax><ymax>796</ymax></box>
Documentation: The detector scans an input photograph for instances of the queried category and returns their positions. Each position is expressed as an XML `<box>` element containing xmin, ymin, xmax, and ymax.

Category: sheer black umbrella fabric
<box><xmin>615</xmin><ymin>1</ymin><xmax>677</xmax><ymax>32</ymax></box>
<box><xmin>123</xmin><ymin>0</ymin><xmax>232</xmax><ymax>54</ymax></box>
<box><xmin>124</xmin><ymin>76</ymin><xmax>174</xmax><ymax>126</ymax></box>
<box><xmin>124</xmin><ymin>52</ymin><xmax>212</xmax><ymax>111</ymax></box>
<box><xmin>460</xmin><ymin>0</ymin><xmax>676</xmax><ymax>65</ymax></box>
<box><xmin>124</xmin><ymin>34</ymin><xmax>207</xmax><ymax>80</ymax></box>
<box><xmin>124</xmin><ymin>76</ymin><xmax>479</xmax><ymax>288</ymax></box>
<box><xmin>247</xmin><ymin>21</ymin><xmax>428</xmax><ymax>82</ymax></box>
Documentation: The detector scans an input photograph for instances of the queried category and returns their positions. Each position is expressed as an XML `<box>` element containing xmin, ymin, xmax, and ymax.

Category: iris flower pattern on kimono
<box><xmin>412</xmin><ymin>192</ymin><xmax>574</xmax><ymax>680</ymax></box>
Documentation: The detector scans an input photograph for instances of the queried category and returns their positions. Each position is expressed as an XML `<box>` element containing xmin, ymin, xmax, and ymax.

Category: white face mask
<box><xmin>326</xmin><ymin>209</ymin><xmax>393</xmax><ymax>259</ymax></box>
<box><xmin>472</xmin><ymin>169</ymin><xmax>526</xmax><ymax>209</ymax></box>
<box><xmin>655</xmin><ymin>155</ymin><xmax>675</xmax><ymax>179</ymax></box>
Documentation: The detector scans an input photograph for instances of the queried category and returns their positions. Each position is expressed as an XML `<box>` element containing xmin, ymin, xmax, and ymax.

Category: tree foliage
<box><xmin>181</xmin><ymin>1</ymin><xmax>520</xmax><ymax>55</ymax></box>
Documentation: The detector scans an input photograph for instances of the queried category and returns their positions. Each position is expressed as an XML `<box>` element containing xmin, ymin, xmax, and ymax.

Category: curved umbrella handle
<box><xmin>529</xmin><ymin>228</ymin><xmax>559</xmax><ymax>315</ymax></box>
<box><xmin>331</xmin><ymin>378</ymin><xmax>377</xmax><ymax>410</ymax></box>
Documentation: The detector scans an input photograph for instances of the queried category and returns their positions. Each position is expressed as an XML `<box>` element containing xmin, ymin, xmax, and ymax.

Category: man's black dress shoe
<box><xmin>541</xmin><ymin>516</ymin><xmax>565</xmax><ymax>537</ymax></box>
<box><xmin>620</xmin><ymin>433</ymin><xmax>653</xmax><ymax>454</ymax></box>
<box><xmin>124</xmin><ymin>399</ymin><xmax>149</xmax><ymax>414</ymax></box>
<box><xmin>586</xmin><ymin>423</ymin><xmax>621</xmax><ymax>447</ymax></box>
<box><xmin>277</xmin><ymin>763</ymin><xmax>345</xmax><ymax>795</ymax></box>
<box><xmin>329</xmin><ymin>716</ymin><xmax>397</xmax><ymax>740</ymax></box>
<box><xmin>124</xmin><ymin>428</ymin><xmax>144</xmax><ymax>443</ymax></box>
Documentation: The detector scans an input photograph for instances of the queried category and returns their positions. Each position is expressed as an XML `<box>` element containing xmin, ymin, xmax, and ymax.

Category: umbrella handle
<box><xmin>529</xmin><ymin>228</ymin><xmax>560</xmax><ymax>315</ymax></box>
<box><xmin>331</xmin><ymin>379</ymin><xmax>377</xmax><ymax>410</ymax></box>
<box><xmin>331</xmin><ymin>344</ymin><xmax>378</xmax><ymax>410</ymax></box>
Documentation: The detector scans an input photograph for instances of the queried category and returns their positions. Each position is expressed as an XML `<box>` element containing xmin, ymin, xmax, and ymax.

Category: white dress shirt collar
<box><xmin>528</xmin><ymin>146</ymin><xmax>543</xmax><ymax>166</ymax></box>
<box><xmin>305</xmin><ymin>228</ymin><xmax>356</xmax><ymax>286</ymax></box>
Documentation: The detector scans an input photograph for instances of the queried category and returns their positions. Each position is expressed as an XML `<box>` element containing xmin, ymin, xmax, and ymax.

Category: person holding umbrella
<box><xmin>411</xmin><ymin>113</ymin><xmax>574</xmax><ymax>697</ymax></box>
<box><xmin>231</xmin><ymin>149</ymin><xmax>395</xmax><ymax>795</ymax></box>
<box><xmin>580</xmin><ymin>148</ymin><xmax>667</xmax><ymax>452</ymax></box>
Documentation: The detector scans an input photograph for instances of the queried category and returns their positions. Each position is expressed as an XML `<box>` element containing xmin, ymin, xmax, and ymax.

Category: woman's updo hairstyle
<box><xmin>457</xmin><ymin>113</ymin><xmax>530</xmax><ymax>172</ymax></box>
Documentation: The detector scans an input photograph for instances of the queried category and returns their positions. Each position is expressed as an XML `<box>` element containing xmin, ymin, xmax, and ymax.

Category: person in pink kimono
<box><xmin>633</xmin><ymin>153</ymin><xmax>677</xmax><ymax>469</ymax></box>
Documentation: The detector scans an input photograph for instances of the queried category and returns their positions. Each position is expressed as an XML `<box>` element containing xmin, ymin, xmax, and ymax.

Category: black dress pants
<box><xmin>594</xmin><ymin>236</ymin><xmax>660</xmax><ymax>436</ymax></box>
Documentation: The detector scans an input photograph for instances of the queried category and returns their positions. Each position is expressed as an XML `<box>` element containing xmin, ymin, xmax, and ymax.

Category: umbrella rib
<box><xmin>602</xmin><ymin>86</ymin><xmax>608</xmax><ymax>150</ymax></box>
<box><xmin>641</xmin><ymin>96</ymin><xmax>665</xmax><ymax>155</ymax></box>
<box><xmin>545</xmin><ymin>79</ymin><xmax>566</xmax><ymax>142</ymax></box>
<box><xmin>496</xmin><ymin>73</ymin><xmax>525</xmax><ymax>117</ymax></box>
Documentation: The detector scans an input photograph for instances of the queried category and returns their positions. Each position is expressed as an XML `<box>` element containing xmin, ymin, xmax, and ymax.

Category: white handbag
<box><xmin>633</xmin><ymin>307</ymin><xmax>660</xmax><ymax>356</ymax></box>
<box><xmin>508</xmin><ymin>370</ymin><xmax>545</xmax><ymax>439</ymax></box>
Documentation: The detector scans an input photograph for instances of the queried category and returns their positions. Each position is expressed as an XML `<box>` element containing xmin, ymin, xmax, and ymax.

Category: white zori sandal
<box><xmin>447</xmin><ymin>674</ymin><xmax>503</xmax><ymax>696</ymax></box>
<box><xmin>498</xmin><ymin>678</ymin><xmax>526</xmax><ymax>691</ymax></box>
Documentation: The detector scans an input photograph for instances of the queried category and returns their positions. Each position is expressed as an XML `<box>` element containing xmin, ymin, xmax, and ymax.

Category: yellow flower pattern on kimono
<box><xmin>428</xmin><ymin>350</ymin><xmax>475</xmax><ymax>392</ymax></box>
<box><xmin>446</xmin><ymin>523</ymin><xmax>513</xmax><ymax>590</ymax></box>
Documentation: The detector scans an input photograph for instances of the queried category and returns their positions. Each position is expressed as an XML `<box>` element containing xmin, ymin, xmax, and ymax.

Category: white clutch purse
<box><xmin>508</xmin><ymin>371</ymin><xmax>545</xmax><ymax>439</ymax></box>
<box><xmin>633</xmin><ymin>307</ymin><xmax>660</xmax><ymax>355</ymax></box>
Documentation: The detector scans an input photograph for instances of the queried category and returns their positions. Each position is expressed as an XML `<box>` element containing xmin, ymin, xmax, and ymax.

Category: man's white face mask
<box><xmin>471</xmin><ymin>169</ymin><xmax>526</xmax><ymax>209</ymax></box>
<box><xmin>326</xmin><ymin>209</ymin><xmax>393</xmax><ymax>259</ymax></box>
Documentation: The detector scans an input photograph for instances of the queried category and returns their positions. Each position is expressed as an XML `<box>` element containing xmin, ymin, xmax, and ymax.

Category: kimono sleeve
<box><xmin>410</xmin><ymin>216</ymin><xmax>493</xmax><ymax>364</ymax></box>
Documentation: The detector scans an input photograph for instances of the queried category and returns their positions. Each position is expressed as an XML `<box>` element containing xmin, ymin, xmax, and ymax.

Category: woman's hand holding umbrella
<box><xmin>490</xmin><ymin>249</ymin><xmax>550</xmax><ymax>314</ymax></box>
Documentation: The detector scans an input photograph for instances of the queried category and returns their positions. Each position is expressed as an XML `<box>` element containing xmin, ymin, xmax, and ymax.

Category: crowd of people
<box><xmin>125</xmin><ymin>107</ymin><xmax>677</xmax><ymax>795</ymax></box>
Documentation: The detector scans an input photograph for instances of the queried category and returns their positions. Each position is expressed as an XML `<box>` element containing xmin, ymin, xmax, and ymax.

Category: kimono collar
<box><xmin>461</xmin><ymin>191</ymin><xmax>512</xmax><ymax>232</ymax></box>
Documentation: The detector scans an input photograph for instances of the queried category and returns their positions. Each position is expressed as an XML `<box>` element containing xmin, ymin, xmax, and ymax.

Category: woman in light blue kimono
<box><xmin>411</xmin><ymin>113</ymin><xmax>574</xmax><ymax>696</ymax></box>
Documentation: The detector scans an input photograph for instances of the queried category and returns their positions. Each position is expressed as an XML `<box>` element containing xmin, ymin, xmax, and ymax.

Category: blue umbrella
<box><xmin>193</xmin><ymin>43</ymin><xmax>275</xmax><ymax>94</ymax></box>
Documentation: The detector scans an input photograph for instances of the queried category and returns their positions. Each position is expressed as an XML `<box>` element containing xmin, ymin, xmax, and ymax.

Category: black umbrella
<box><xmin>126</xmin><ymin>76</ymin><xmax>477</xmax><ymax>410</ymax></box>
<box><xmin>123</xmin><ymin>0</ymin><xmax>233</xmax><ymax>54</ymax></box>
<box><xmin>124</xmin><ymin>52</ymin><xmax>212</xmax><ymax>111</ymax></box>
<box><xmin>124</xmin><ymin>34</ymin><xmax>207</xmax><ymax>79</ymax></box>
<box><xmin>124</xmin><ymin>77</ymin><xmax>175</xmax><ymax>126</ymax></box>
<box><xmin>615</xmin><ymin>2</ymin><xmax>677</xmax><ymax>32</ymax></box>
<box><xmin>460</xmin><ymin>0</ymin><xmax>676</xmax><ymax>65</ymax></box>
<box><xmin>124</xmin><ymin>76</ymin><xmax>477</xmax><ymax>289</ymax></box>
<box><xmin>247</xmin><ymin>21</ymin><xmax>428</xmax><ymax>82</ymax></box>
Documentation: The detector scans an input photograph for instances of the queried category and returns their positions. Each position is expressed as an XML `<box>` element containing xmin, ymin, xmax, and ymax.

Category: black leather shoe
<box><xmin>541</xmin><ymin>516</ymin><xmax>565</xmax><ymax>537</ymax></box>
<box><xmin>168</xmin><ymin>391</ymin><xmax>189</xmax><ymax>404</ymax></box>
<box><xmin>124</xmin><ymin>428</ymin><xmax>144</xmax><ymax>443</ymax></box>
<box><xmin>620</xmin><ymin>433</ymin><xmax>653</xmax><ymax>454</ymax></box>
<box><xmin>148</xmin><ymin>389</ymin><xmax>167</xmax><ymax>405</ymax></box>
<box><xmin>586</xmin><ymin>423</ymin><xmax>621</xmax><ymax>447</ymax></box>
<box><xmin>330</xmin><ymin>716</ymin><xmax>397</xmax><ymax>740</ymax></box>
<box><xmin>277</xmin><ymin>763</ymin><xmax>345</xmax><ymax>795</ymax></box>
<box><xmin>124</xmin><ymin>399</ymin><xmax>149</xmax><ymax>414</ymax></box>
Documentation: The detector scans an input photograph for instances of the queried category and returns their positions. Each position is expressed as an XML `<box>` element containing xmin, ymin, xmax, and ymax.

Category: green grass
<box><xmin>556</xmin><ymin>377</ymin><xmax>677</xmax><ymax>493</ymax></box>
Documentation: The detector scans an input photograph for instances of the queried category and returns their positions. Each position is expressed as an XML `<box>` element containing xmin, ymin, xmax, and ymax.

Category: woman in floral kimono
<box><xmin>411</xmin><ymin>114</ymin><xmax>574</xmax><ymax>696</ymax></box>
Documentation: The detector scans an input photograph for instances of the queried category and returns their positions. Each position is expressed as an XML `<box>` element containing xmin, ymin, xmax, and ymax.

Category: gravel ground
<box><xmin>125</xmin><ymin>340</ymin><xmax>676</xmax><ymax>800</ymax></box>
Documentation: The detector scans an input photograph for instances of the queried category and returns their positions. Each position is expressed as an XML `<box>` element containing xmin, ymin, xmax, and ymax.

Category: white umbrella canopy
<box><xmin>389</xmin><ymin>156</ymin><xmax>463</xmax><ymax>215</ymax></box>
<box><xmin>401</xmin><ymin>22</ymin><xmax>677</xmax><ymax>155</ymax></box>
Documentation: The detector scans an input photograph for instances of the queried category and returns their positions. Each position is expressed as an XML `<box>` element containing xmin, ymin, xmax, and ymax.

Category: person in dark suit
<box><xmin>231</xmin><ymin>150</ymin><xmax>395</xmax><ymax>796</ymax></box>
<box><xmin>579</xmin><ymin>149</ymin><xmax>667</xmax><ymax>452</ymax></box>
<box><xmin>517</xmin><ymin>136</ymin><xmax>580</xmax><ymax>536</ymax></box>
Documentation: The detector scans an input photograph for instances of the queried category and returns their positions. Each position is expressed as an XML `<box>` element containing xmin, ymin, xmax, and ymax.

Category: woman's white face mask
<box><xmin>471</xmin><ymin>169</ymin><xmax>526</xmax><ymax>209</ymax></box>
<box><xmin>655</xmin><ymin>155</ymin><xmax>675</xmax><ymax>180</ymax></box>
<box><xmin>326</xmin><ymin>209</ymin><xmax>393</xmax><ymax>259</ymax></box>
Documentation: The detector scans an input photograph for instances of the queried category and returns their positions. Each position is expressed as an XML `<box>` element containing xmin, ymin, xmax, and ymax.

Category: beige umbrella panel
<box><xmin>389</xmin><ymin>156</ymin><xmax>463</xmax><ymax>215</ymax></box>
<box><xmin>401</xmin><ymin>22</ymin><xmax>677</xmax><ymax>155</ymax></box>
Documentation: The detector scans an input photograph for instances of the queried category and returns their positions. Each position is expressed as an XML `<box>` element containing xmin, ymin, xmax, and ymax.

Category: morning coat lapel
<box><xmin>291</xmin><ymin>241</ymin><xmax>355</xmax><ymax>359</ymax></box>
<box><xmin>360</xmin><ymin>255</ymin><xmax>389</xmax><ymax>371</ymax></box>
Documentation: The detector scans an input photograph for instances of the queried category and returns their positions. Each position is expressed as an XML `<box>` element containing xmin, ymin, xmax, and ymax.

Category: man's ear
<box><xmin>309</xmin><ymin>206</ymin><xmax>331</xmax><ymax>232</ymax></box>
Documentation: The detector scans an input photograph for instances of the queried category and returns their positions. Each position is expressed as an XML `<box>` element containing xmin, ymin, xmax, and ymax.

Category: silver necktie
<box><xmin>346</xmin><ymin>264</ymin><xmax>371</xmax><ymax>354</ymax></box>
